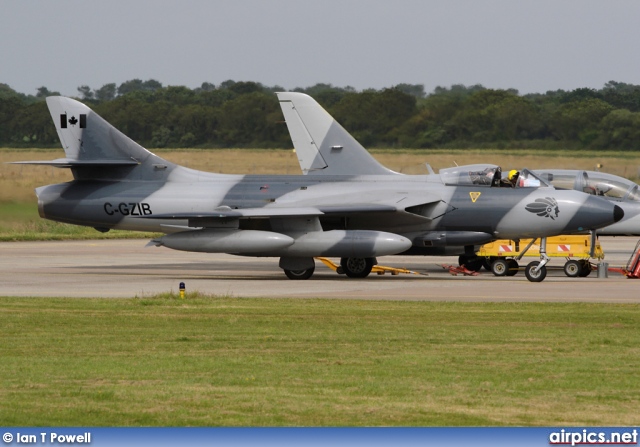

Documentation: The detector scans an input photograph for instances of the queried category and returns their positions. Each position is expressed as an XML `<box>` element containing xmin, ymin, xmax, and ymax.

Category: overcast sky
<box><xmin>2</xmin><ymin>0</ymin><xmax>640</xmax><ymax>97</ymax></box>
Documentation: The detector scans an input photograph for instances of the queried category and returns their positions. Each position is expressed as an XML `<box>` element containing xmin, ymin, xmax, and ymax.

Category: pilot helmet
<box><xmin>508</xmin><ymin>169</ymin><xmax>519</xmax><ymax>180</ymax></box>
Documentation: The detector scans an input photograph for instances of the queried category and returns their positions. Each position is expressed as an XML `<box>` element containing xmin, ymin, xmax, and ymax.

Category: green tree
<box><xmin>0</xmin><ymin>96</ymin><xmax>23</xmax><ymax>144</ymax></box>
<box><xmin>194</xmin><ymin>82</ymin><xmax>216</xmax><ymax>92</ymax></box>
<box><xmin>486</xmin><ymin>95</ymin><xmax>543</xmax><ymax>141</ymax></box>
<box><xmin>560</xmin><ymin>88</ymin><xmax>601</xmax><ymax>103</ymax></box>
<box><xmin>216</xmin><ymin>92</ymin><xmax>287</xmax><ymax>147</ymax></box>
<box><xmin>151</xmin><ymin>126</ymin><xmax>172</xmax><ymax>148</ymax></box>
<box><xmin>95</xmin><ymin>83</ymin><xmax>116</xmax><ymax>102</ymax></box>
<box><xmin>8</xmin><ymin>101</ymin><xmax>57</xmax><ymax>145</ymax></box>
<box><xmin>597</xmin><ymin>109</ymin><xmax>640</xmax><ymax>149</ymax></box>
<box><xmin>601</xmin><ymin>81</ymin><xmax>640</xmax><ymax>112</ymax></box>
<box><xmin>394</xmin><ymin>83</ymin><xmax>426</xmax><ymax>98</ymax></box>
<box><xmin>446</xmin><ymin>89</ymin><xmax>516</xmax><ymax>142</ymax></box>
<box><xmin>171</xmin><ymin>104</ymin><xmax>218</xmax><ymax>147</ymax></box>
<box><xmin>331</xmin><ymin>89</ymin><xmax>416</xmax><ymax>146</ymax></box>
<box><xmin>223</xmin><ymin>81</ymin><xmax>264</xmax><ymax>95</ymax></box>
<box><xmin>117</xmin><ymin>79</ymin><xmax>163</xmax><ymax>96</ymax></box>
<box><xmin>77</xmin><ymin>85</ymin><xmax>94</xmax><ymax>100</ymax></box>
<box><xmin>296</xmin><ymin>84</ymin><xmax>354</xmax><ymax>108</ymax></box>
<box><xmin>35</xmin><ymin>86</ymin><xmax>60</xmax><ymax>98</ymax></box>
<box><xmin>550</xmin><ymin>98</ymin><xmax>614</xmax><ymax>145</ymax></box>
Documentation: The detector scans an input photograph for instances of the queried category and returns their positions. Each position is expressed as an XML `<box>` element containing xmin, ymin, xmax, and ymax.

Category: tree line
<box><xmin>2</xmin><ymin>79</ymin><xmax>640</xmax><ymax>150</ymax></box>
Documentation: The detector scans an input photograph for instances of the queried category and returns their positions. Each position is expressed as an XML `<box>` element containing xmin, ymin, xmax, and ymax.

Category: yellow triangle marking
<box><xmin>470</xmin><ymin>192</ymin><xmax>481</xmax><ymax>203</ymax></box>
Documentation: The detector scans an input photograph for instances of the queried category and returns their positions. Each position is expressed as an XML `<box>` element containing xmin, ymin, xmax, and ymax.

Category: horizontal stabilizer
<box><xmin>9</xmin><ymin>158</ymin><xmax>140</xmax><ymax>168</ymax></box>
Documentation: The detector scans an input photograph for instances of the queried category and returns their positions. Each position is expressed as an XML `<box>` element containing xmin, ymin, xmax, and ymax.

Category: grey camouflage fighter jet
<box><xmin>276</xmin><ymin>92</ymin><xmax>626</xmax><ymax>281</ymax></box>
<box><xmin>14</xmin><ymin>95</ymin><xmax>623</xmax><ymax>281</ymax></box>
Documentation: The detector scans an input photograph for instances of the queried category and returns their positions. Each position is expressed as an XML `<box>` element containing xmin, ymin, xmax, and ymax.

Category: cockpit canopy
<box><xmin>534</xmin><ymin>170</ymin><xmax>640</xmax><ymax>202</ymax></box>
<box><xmin>440</xmin><ymin>164</ymin><xmax>551</xmax><ymax>188</ymax></box>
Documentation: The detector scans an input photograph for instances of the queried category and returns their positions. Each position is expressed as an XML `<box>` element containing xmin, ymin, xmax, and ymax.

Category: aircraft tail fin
<box><xmin>42</xmin><ymin>96</ymin><xmax>177</xmax><ymax>180</ymax></box>
<box><xmin>276</xmin><ymin>92</ymin><xmax>397</xmax><ymax>176</ymax></box>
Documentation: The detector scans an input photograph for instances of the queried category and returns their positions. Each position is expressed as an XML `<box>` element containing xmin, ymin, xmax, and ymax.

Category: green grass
<box><xmin>1</xmin><ymin>297</ymin><xmax>639</xmax><ymax>426</ymax></box>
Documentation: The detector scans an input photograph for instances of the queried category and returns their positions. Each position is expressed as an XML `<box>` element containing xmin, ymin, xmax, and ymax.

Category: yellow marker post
<box><xmin>179</xmin><ymin>282</ymin><xmax>185</xmax><ymax>299</ymax></box>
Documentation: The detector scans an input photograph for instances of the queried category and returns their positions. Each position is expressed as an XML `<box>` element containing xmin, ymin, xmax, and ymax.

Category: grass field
<box><xmin>1</xmin><ymin>296</ymin><xmax>639</xmax><ymax>426</ymax></box>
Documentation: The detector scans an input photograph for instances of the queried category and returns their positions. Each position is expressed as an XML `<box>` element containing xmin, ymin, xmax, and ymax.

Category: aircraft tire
<box><xmin>563</xmin><ymin>260</ymin><xmax>583</xmax><ymax>278</ymax></box>
<box><xmin>284</xmin><ymin>267</ymin><xmax>315</xmax><ymax>280</ymax></box>
<box><xmin>341</xmin><ymin>257</ymin><xmax>374</xmax><ymax>278</ymax></box>
<box><xmin>506</xmin><ymin>260</ymin><xmax>519</xmax><ymax>276</ymax></box>
<box><xmin>491</xmin><ymin>258</ymin><xmax>509</xmax><ymax>276</ymax></box>
<box><xmin>458</xmin><ymin>255</ymin><xmax>483</xmax><ymax>272</ymax></box>
<box><xmin>525</xmin><ymin>261</ymin><xmax>547</xmax><ymax>282</ymax></box>
<box><xmin>579</xmin><ymin>260</ymin><xmax>592</xmax><ymax>277</ymax></box>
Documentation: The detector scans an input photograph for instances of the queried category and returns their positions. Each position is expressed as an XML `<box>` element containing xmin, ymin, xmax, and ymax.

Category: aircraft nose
<box><xmin>565</xmin><ymin>195</ymin><xmax>624</xmax><ymax>233</ymax></box>
<box><xmin>614</xmin><ymin>204</ymin><xmax>624</xmax><ymax>223</ymax></box>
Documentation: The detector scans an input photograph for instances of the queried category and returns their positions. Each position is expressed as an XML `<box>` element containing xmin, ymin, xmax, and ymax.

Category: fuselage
<box><xmin>36</xmin><ymin>165</ymin><xmax>623</xmax><ymax>256</ymax></box>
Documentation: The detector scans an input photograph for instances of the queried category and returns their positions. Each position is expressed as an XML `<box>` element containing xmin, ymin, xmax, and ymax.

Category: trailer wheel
<box><xmin>340</xmin><ymin>257</ymin><xmax>374</xmax><ymax>278</ymax></box>
<box><xmin>564</xmin><ymin>260</ymin><xmax>583</xmax><ymax>278</ymax></box>
<box><xmin>491</xmin><ymin>258</ymin><xmax>509</xmax><ymax>276</ymax></box>
<box><xmin>525</xmin><ymin>261</ymin><xmax>547</xmax><ymax>282</ymax></box>
<box><xmin>284</xmin><ymin>266</ymin><xmax>315</xmax><ymax>280</ymax></box>
<box><xmin>506</xmin><ymin>259</ymin><xmax>519</xmax><ymax>276</ymax></box>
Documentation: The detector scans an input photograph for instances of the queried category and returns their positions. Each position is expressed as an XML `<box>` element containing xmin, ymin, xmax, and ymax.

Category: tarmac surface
<box><xmin>1</xmin><ymin>236</ymin><xmax>639</xmax><ymax>302</ymax></box>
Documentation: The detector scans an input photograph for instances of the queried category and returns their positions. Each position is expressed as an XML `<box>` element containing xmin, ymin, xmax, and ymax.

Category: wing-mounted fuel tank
<box><xmin>152</xmin><ymin>229</ymin><xmax>412</xmax><ymax>257</ymax></box>
<box><xmin>150</xmin><ymin>229</ymin><xmax>294</xmax><ymax>254</ymax></box>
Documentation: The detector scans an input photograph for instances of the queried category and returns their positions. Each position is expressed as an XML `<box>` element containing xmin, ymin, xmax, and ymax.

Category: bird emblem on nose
<box><xmin>525</xmin><ymin>197</ymin><xmax>559</xmax><ymax>220</ymax></box>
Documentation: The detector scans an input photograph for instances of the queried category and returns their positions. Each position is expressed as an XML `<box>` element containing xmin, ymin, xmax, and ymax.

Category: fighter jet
<box><xmin>276</xmin><ymin>92</ymin><xmax>626</xmax><ymax>281</ymax></box>
<box><xmin>13</xmin><ymin>95</ymin><xmax>623</xmax><ymax>282</ymax></box>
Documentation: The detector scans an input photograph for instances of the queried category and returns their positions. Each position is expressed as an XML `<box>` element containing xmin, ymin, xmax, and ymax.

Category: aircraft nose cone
<box><xmin>614</xmin><ymin>204</ymin><xmax>624</xmax><ymax>223</ymax></box>
<box><xmin>565</xmin><ymin>195</ymin><xmax>625</xmax><ymax>233</ymax></box>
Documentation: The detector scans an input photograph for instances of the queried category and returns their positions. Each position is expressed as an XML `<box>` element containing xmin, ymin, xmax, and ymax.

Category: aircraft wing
<box><xmin>145</xmin><ymin>191</ymin><xmax>439</xmax><ymax>228</ymax></box>
<box><xmin>147</xmin><ymin>204</ymin><xmax>398</xmax><ymax>220</ymax></box>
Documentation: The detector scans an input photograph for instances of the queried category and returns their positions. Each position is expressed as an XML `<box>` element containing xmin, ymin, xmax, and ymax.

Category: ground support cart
<box><xmin>476</xmin><ymin>235</ymin><xmax>604</xmax><ymax>279</ymax></box>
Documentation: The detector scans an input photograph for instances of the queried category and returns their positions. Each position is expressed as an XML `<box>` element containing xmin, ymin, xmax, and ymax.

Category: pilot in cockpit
<box><xmin>500</xmin><ymin>169</ymin><xmax>520</xmax><ymax>187</ymax></box>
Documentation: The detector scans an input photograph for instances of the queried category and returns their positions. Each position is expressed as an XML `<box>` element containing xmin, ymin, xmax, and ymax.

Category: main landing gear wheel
<box><xmin>525</xmin><ymin>261</ymin><xmax>547</xmax><ymax>282</ymax></box>
<box><xmin>458</xmin><ymin>255</ymin><xmax>483</xmax><ymax>272</ymax></box>
<box><xmin>506</xmin><ymin>260</ymin><xmax>519</xmax><ymax>276</ymax></box>
<box><xmin>284</xmin><ymin>266</ymin><xmax>315</xmax><ymax>280</ymax></box>
<box><xmin>579</xmin><ymin>260</ymin><xmax>592</xmax><ymax>277</ymax></box>
<box><xmin>340</xmin><ymin>257</ymin><xmax>374</xmax><ymax>278</ymax></box>
<box><xmin>563</xmin><ymin>260</ymin><xmax>583</xmax><ymax>278</ymax></box>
